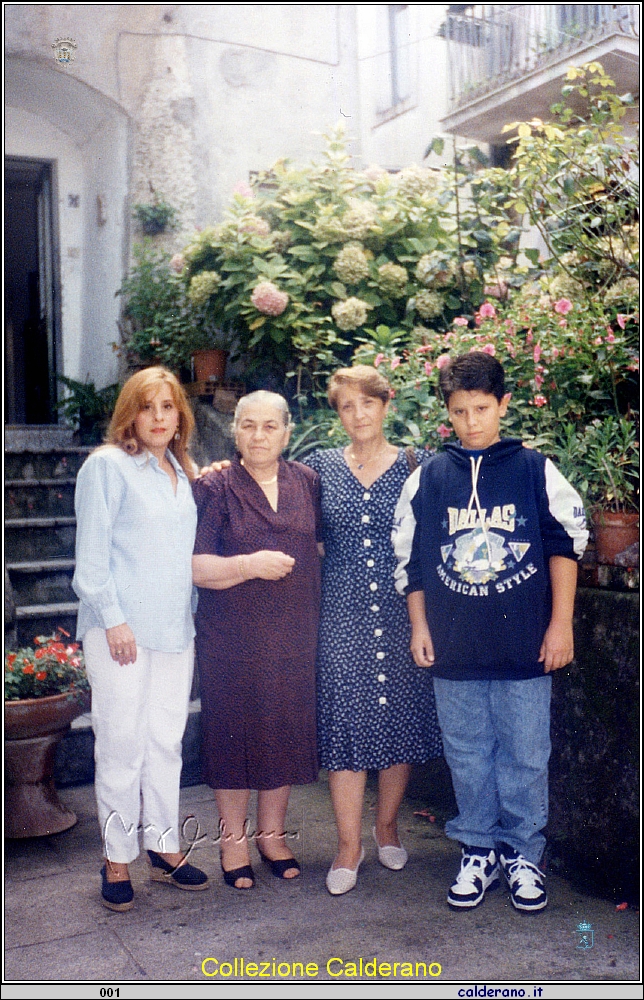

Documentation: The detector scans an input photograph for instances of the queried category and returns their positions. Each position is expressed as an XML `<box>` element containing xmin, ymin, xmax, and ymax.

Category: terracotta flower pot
<box><xmin>4</xmin><ymin>691</ymin><xmax>90</xmax><ymax>838</ymax></box>
<box><xmin>591</xmin><ymin>510</ymin><xmax>639</xmax><ymax>566</ymax></box>
<box><xmin>192</xmin><ymin>349</ymin><xmax>227</xmax><ymax>382</ymax></box>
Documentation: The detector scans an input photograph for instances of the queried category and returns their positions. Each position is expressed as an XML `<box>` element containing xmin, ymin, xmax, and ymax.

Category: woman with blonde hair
<box><xmin>305</xmin><ymin>365</ymin><xmax>442</xmax><ymax>894</ymax></box>
<box><xmin>73</xmin><ymin>366</ymin><xmax>209</xmax><ymax>911</ymax></box>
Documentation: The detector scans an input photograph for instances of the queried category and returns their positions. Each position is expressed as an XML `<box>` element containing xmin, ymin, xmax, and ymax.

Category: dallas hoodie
<box><xmin>393</xmin><ymin>439</ymin><xmax>588</xmax><ymax>681</ymax></box>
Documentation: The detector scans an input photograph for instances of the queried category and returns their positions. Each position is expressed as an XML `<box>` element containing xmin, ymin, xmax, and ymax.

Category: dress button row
<box><xmin>374</xmin><ymin>628</ymin><xmax>382</xmax><ymax>637</ymax></box>
<box><xmin>370</xmin><ymin>604</ymin><xmax>380</xmax><ymax>612</ymax></box>
<box><xmin>370</xmin><ymin>582</ymin><xmax>378</xmax><ymax>592</ymax></box>
<box><xmin>378</xmin><ymin>673</ymin><xmax>386</xmax><ymax>683</ymax></box>
<box><xmin>363</xmin><ymin>539</ymin><xmax>372</xmax><ymax>547</ymax></box>
<box><xmin>379</xmin><ymin>696</ymin><xmax>387</xmax><ymax>705</ymax></box>
<box><xmin>367</xmin><ymin>559</ymin><xmax>375</xmax><ymax>568</ymax></box>
<box><xmin>376</xmin><ymin>651</ymin><xmax>385</xmax><ymax>660</ymax></box>
<box><xmin>362</xmin><ymin>514</ymin><xmax>370</xmax><ymax>524</ymax></box>
<box><xmin>363</xmin><ymin>492</ymin><xmax>371</xmax><ymax>501</ymax></box>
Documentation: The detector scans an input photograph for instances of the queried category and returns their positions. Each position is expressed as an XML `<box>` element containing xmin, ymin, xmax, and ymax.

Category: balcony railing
<box><xmin>442</xmin><ymin>4</ymin><xmax>639</xmax><ymax>110</ymax></box>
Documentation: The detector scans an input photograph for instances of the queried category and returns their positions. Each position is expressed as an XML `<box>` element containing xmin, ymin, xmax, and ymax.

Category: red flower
<box><xmin>533</xmin><ymin>343</ymin><xmax>542</xmax><ymax>363</ymax></box>
<box><xmin>437</xmin><ymin>424</ymin><xmax>452</xmax><ymax>439</ymax></box>
<box><xmin>616</xmin><ymin>314</ymin><xmax>627</xmax><ymax>330</ymax></box>
<box><xmin>22</xmin><ymin>663</ymin><xmax>35</xmax><ymax>675</ymax></box>
<box><xmin>478</xmin><ymin>302</ymin><xmax>496</xmax><ymax>319</ymax></box>
<box><xmin>436</xmin><ymin>353</ymin><xmax>451</xmax><ymax>370</ymax></box>
<box><xmin>533</xmin><ymin>395</ymin><xmax>548</xmax><ymax>408</ymax></box>
<box><xmin>35</xmin><ymin>648</ymin><xmax>47</xmax><ymax>659</ymax></box>
<box><xmin>453</xmin><ymin>316</ymin><xmax>469</xmax><ymax>327</ymax></box>
<box><xmin>36</xmin><ymin>671</ymin><xmax>47</xmax><ymax>681</ymax></box>
<box><xmin>553</xmin><ymin>298</ymin><xmax>573</xmax><ymax>315</ymax></box>
<box><xmin>482</xmin><ymin>344</ymin><xmax>496</xmax><ymax>356</ymax></box>
<box><xmin>7</xmin><ymin>653</ymin><xmax>16</xmax><ymax>666</ymax></box>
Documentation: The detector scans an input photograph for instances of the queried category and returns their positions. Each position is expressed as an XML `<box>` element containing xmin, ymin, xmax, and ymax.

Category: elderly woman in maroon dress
<box><xmin>192</xmin><ymin>391</ymin><xmax>321</xmax><ymax>888</ymax></box>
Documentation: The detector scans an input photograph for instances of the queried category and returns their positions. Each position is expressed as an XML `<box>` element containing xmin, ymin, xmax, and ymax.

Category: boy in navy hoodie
<box><xmin>393</xmin><ymin>352</ymin><xmax>587</xmax><ymax>911</ymax></box>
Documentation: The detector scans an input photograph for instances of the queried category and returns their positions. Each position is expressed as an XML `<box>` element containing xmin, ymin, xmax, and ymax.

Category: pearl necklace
<box><xmin>241</xmin><ymin>459</ymin><xmax>277</xmax><ymax>485</ymax></box>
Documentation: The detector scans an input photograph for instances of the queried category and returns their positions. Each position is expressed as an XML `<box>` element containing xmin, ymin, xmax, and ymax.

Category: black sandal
<box><xmin>259</xmin><ymin>854</ymin><xmax>301</xmax><ymax>879</ymax></box>
<box><xmin>221</xmin><ymin>862</ymin><xmax>255</xmax><ymax>889</ymax></box>
<box><xmin>147</xmin><ymin>850</ymin><xmax>209</xmax><ymax>890</ymax></box>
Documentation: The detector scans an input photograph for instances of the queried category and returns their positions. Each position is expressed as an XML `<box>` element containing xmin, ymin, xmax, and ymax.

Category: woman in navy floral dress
<box><xmin>305</xmin><ymin>366</ymin><xmax>442</xmax><ymax>895</ymax></box>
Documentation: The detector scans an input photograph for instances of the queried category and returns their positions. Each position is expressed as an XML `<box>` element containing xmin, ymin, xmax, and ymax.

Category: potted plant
<box><xmin>5</xmin><ymin>629</ymin><xmax>90</xmax><ymax>837</ymax></box>
<box><xmin>132</xmin><ymin>197</ymin><xmax>177</xmax><ymax>236</ymax></box>
<box><xmin>57</xmin><ymin>375</ymin><xmax>120</xmax><ymax>445</ymax></box>
<box><xmin>552</xmin><ymin>417</ymin><xmax>639</xmax><ymax>566</ymax></box>
<box><xmin>117</xmin><ymin>242</ymin><xmax>233</xmax><ymax>379</ymax></box>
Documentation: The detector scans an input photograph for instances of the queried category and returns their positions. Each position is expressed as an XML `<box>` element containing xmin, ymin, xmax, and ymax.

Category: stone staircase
<box><xmin>4</xmin><ymin>426</ymin><xmax>92</xmax><ymax>649</ymax></box>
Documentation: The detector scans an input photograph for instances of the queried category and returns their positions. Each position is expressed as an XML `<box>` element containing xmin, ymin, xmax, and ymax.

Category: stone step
<box><xmin>5</xmin><ymin>517</ymin><xmax>77</xmax><ymax>562</ymax></box>
<box><xmin>4</xmin><ymin>448</ymin><xmax>91</xmax><ymax>481</ymax></box>
<box><xmin>14</xmin><ymin>602</ymin><xmax>79</xmax><ymax>647</ymax></box>
<box><xmin>5</xmin><ymin>478</ymin><xmax>77</xmax><ymax>518</ymax></box>
<box><xmin>7</xmin><ymin>559</ymin><xmax>76</xmax><ymax>606</ymax></box>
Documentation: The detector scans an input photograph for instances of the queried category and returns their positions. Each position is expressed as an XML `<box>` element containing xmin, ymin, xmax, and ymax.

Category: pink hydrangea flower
<box><xmin>424</xmin><ymin>361</ymin><xmax>433</xmax><ymax>376</ymax></box>
<box><xmin>554</xmin><ymin>298</ymin><xmax>573</xmax><ymax>315</ymax></box>
<box><xmin>535</xmin><ymin>373</ymin><xmax>544</xmax><ymax>388</ymax></box>
<box><xmin>533</xmin><ymin>395</ymin><xmax>548</xmax><ymax>407</ymax></box>
<box><xmin>478</xmin><ymin>302</ymin><xmax>497</xmax><ymax>319</ymax></box>
<box><xmin>415</xmin><ymin>345</ymin><xmax>432</xmax><ymax>353</ymax></box>
<box><xmin>453</xmin><ymin>316</ymin><xmax>469</xmax><ymax>327</ymax></box>
<box><xmin>533</xmin><ymin>343</ymin><xmax>542</xmax><ymax>363</ymax></box>
<box><xmin>232</xmin><ymin>181</ymin><xmax>254</xmax><ymax>198</ymax></box>
<box><xmin>594</xmin><ymin>336</ymin><xmax>603</xmax><ymax>345</ymax></box>
<box><xmin>552</xmin><ymin>347</ymin><xmax>560</xmax><ymax>358</ymax></box>
<box><xmin>606</xmin><ymin>330</ymin><xmax>616</xmax><ymax>343</ymax></box>
<box><xmin>482</xmin><ymin>343</ymin><xmax>496</xmax><ymax>356</ymax></box>
<box><xmin>250</xmin><ymin>281</ymin><xmax>289</xmax><ymax>317</ymax></box>
<box><xmin>558</xmin><ymin>319</ymin><xmax>567</xmax><ymax>327</ymax></box>
<box><xmin>437</xmin><ymin>423</ymin><xmax>452</xmax><ymax>439</ymax></box>
<box><xmin>616</xmin><ymin>314</ymin><xmax>627</xmax><ymax>330</ymax></box>
<box><xmin>374</xmin><ymin>353</ymin><xmax>385</xmax><ymax>368</ymax></box>
<box><xmin>436</xmin><ymin>353</ymin><xmax>451</xmax><ymax>369</ymax></box>
<box><xmin>390</xmin><ymin>356</ymin><xmax>401</xmax><ymax>370</ymax></box>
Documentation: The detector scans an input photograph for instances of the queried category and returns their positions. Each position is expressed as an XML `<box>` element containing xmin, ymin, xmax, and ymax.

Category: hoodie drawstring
<box><xmin>467</xmin><ymin>455</ymin><xmax>493</xmax><ymax>565</ymax></box>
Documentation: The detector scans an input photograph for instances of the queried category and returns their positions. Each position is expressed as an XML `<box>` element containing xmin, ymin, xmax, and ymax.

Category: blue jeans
<box><xmin>433</xmin><ymin>675</ymin><xmax>552</xmax><ymax>864</ymax></box>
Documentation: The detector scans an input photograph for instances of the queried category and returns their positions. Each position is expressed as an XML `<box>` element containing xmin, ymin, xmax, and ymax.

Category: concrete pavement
<box><xmin>4</xmin><ymin>776</ymin><xmax>640</xmax><ymax>984</ymax></box>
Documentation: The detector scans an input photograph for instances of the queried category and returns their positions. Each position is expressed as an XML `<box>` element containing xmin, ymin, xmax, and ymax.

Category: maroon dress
<box><xmin>193</xmin><ymin>457</ymin><xmax>322</xmax><ymax>790</ymax></box>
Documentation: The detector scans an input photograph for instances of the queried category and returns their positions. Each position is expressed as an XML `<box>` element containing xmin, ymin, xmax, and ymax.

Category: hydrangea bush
<box><xmin>181</xmin><ymin>125</ymin><xmax>520</xmax><ymax>396</ymax></box>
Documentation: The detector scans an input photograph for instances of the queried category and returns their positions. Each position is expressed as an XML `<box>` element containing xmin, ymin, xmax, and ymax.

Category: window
<box><xmin>389</xmin><ymin>5</ymin><xmax>411</xmax><ymax>106</ymax></box>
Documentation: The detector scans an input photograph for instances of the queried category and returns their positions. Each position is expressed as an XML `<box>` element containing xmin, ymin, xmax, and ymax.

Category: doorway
<box><xmin>5</xmin><ymin>158</ymin><xmax>59</xmax><ymax>424</ymax></box>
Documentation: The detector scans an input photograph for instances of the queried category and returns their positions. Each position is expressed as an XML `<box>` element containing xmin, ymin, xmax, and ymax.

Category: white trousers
<box><xmin>83</xmin><ymin>628</ymin><xmax>194</xmax><ymax>863</ymax></box>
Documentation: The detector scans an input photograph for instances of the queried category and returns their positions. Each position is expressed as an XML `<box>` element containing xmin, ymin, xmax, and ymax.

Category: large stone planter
<box><xmin>5</xmin><ymin>691</ymin><xmax>90</xmax><ymax>838</ymax></box>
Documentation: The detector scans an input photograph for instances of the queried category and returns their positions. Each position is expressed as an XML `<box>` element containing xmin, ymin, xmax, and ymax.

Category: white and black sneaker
<box><xmin>499</xmin><ymin>846</ymin><xmax>547</xmax><ymax>912</ymax></box>
<box><xmin>447</xmin><ymin>846</ymin><xmax>499</xmax><ymax>909</ymax></box>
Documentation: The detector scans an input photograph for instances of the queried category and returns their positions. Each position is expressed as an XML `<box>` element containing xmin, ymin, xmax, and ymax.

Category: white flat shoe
<box><xmin>373</xmin><ymin>827</ymin><xmax>408</xmax><ymax>871</ymax></box>
<box><xmin>326</xmin><ymin>847</ymin><xmax>365</xmax><ymax>895</ymax></box>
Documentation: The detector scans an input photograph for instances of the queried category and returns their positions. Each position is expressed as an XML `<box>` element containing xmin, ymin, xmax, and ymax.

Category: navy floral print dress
<box><xmin>304</xmin><ymin>448</ymin><xmax>442</xmax><ymax>771</ymax></box>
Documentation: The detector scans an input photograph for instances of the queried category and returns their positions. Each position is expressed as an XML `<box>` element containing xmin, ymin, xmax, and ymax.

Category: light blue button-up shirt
<box><xmin>73</xmin><ymin>445</ymin><xmax>197</xmax><ymax>652</ymax></box>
